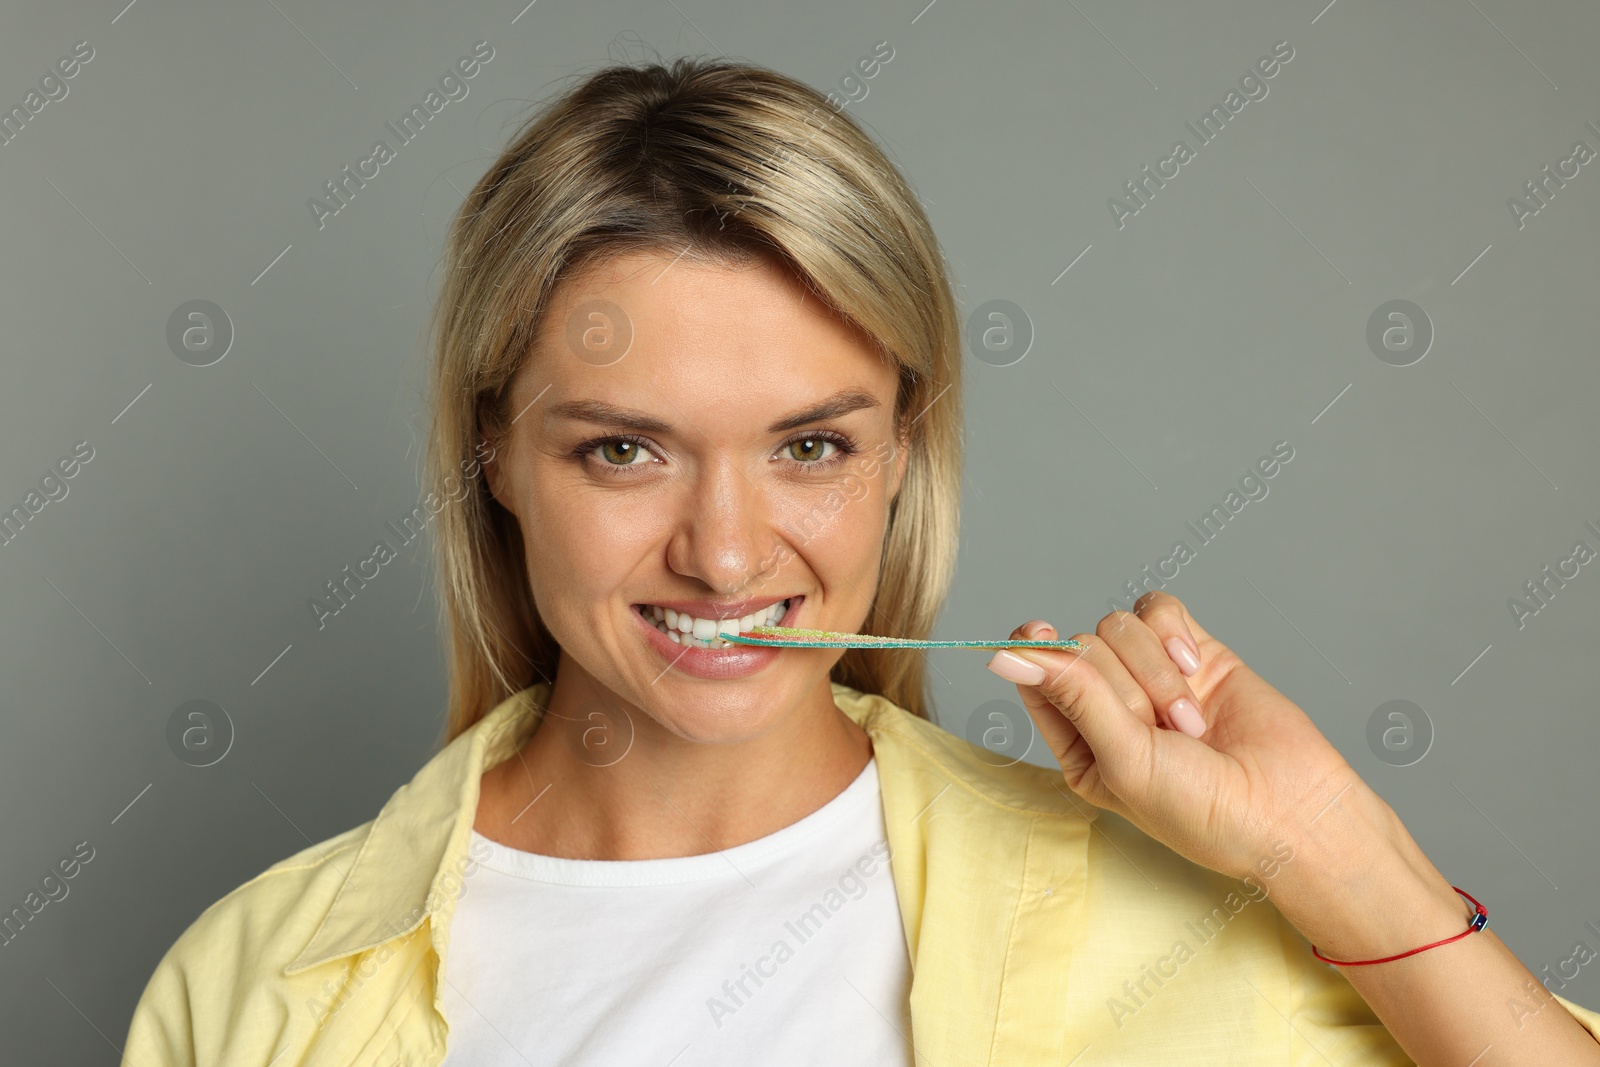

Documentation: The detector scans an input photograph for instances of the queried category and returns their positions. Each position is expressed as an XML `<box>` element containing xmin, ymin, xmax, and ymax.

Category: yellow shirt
<box><xmin>122</xmin><ymin>681</ymin><xmax>1600</xmax><ymax>1065</ymax></box>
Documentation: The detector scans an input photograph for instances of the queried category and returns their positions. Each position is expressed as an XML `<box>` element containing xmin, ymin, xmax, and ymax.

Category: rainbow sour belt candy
<box><xmin>722</xmin><ymin>626</ymin><xmax>1085</xmax><ymax>651</ymax></box>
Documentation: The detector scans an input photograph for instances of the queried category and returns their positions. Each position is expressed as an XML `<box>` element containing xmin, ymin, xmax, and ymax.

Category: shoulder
<box><xmin>177</xmin><ymin>820</ymin><xmax>373</xmax><ymax>964</ymax></box>
<box><xmin>121</xmin><ymin>820</ymin><xmax>374</xmax><ymax>1065</ymax></box>
<box><xmin>832</xmin><ymin>682</ymin><xmax>1083</xmax><ymax>817</ymax></box>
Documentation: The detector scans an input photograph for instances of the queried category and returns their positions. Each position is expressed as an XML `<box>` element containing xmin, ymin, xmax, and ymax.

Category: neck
<box><xmin>473</xmin><ymin>669</ymin><xmax>873</xmax><ymax>860</ymax></box>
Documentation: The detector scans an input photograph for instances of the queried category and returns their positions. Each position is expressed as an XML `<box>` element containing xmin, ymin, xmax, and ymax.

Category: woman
<box><xmin>122</xmin><ymin>58</ymin><xmax>1600</xmax><ymax>1066</ymax></box>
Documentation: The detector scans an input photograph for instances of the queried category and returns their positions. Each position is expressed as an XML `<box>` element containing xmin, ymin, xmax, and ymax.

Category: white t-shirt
<box><xmin>438</xmin><ymin>757</ymin><xmax>914</xmax><ymax>1066</ymax></box>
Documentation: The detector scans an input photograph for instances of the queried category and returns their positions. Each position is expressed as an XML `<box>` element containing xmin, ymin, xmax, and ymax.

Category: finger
<box><xmin>1134</xmin><ymin>590</ymin><xmax>1209</xmax><ymax>671</ymax></box>
<box><xmin>1094</xmin><ymin>609</ymin><xmax>1208</xmax><ymax>738</ymax></box>
<box><xmin>1003</xmin><ymin>622</ymin><xmax>1085</xmax><ymax>768</ymax></box>
<box><xmin>987</xmin><ymin>636</ymin><xmax>1155</xmax><ymax>792</ymax></box>
<box><xmin>1039</xmin><ymin>614</ymin><xmax>1191</xmax><ymax>734</ymax></box>
<box><xmin>1016</xmin><ymin>620</ymin><xmax>1160</xmax><ymax>731</ymax></box>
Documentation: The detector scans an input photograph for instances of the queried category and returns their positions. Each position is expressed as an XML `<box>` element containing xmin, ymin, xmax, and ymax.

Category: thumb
<box><xmin>987</xmin><ymin>642</ymin><xmax>1153</xmax><ymax>791</ymax></box>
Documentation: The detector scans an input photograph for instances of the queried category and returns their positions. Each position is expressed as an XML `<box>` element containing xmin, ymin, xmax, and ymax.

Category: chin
<box><xmin>642</xmin><ymin>686</ymin><xmax>797</xmax><ymax>745</ymax></box>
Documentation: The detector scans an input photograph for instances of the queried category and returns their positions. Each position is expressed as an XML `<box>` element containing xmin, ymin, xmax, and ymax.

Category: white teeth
<box><xmin>640</xmin><ymin>599</ymin><xmax>792</xmax><ymax>647</ymax></box>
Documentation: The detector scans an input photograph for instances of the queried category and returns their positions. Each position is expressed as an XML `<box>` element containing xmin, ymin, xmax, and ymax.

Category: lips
<box><xmin>633</xmin><ymin>598</ymin><xmax>796</xmax><ymax>647</ymax></box>
<box><xmin>628</xmin><ymin>596</ymin><xmax>806</xmax><ymax>680</ymax></box>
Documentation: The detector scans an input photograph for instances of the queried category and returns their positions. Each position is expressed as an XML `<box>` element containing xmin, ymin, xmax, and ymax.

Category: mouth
<box><xmin>631</xmin><ymin>596</ymin><xmax>799</xmax><ymax>650</ymax></box>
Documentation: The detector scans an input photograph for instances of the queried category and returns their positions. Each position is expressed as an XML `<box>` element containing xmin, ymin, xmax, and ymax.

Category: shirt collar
<box><xmin>284</xmin><ymin>683</ymin><xmax>546</xmax><ymax>975</ymax></box>
<box><xmin>284</xmin><ymin>681</ymin><xmax>898</xmax><ymax>975</ymax></box>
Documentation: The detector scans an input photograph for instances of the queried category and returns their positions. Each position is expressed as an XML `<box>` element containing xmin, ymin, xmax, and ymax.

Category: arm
<box><xmin>121</xmin><ymin>948</ymin><xmax>198</xmax><ymax>1067</ymax></box>
<box><xmin>1269</xmin><ymin>777</ymin><xmax>1600</xmax><ymax>1064</ymax></box>
<box><xmin>987</xmin><ymin>590</ymin><xmax>1600</xmax><ymax>1067</ymax></box>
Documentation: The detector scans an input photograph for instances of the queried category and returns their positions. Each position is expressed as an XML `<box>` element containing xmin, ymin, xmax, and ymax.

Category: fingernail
<box><xmin>1025</xmin><ymin>620</ymin><xmax>1057</xmax><ymax>640</ymax></box>
<box><xmin>1164</xmin><ymin>637</ymin><xmax>1201</xmax><ymax>677</ymax></box>
<box><xmin>1168</xmin><ymin>697</ymin><xmax>1206</xmax><ymax>738</ymax></box>
<box><xmin>988</xmin><ymin>650</ymin><xmax>1047</xmax><ymax>686</ymax></box>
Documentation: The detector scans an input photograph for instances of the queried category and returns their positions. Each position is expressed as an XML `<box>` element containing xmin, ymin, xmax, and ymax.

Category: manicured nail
<box><xmin>988</xmin><ymin>650</ymin><xmax>1047</xmax><ymax>686</ymax></box>
<box><xmin>1164</xmin><ymin>637</ymin><xmax>1201</xmax><ymax>677</ymax></box>
<box><xmin>1168</xmin><ymin>697</ymin><xmax>1206</xmax><ymax>738</ymax></box>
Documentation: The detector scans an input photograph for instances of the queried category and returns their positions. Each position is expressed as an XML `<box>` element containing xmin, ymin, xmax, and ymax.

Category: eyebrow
<box><xmin>542</xmin><ymin>388</ymin><xmax>881</xmax><ymax>436</ymax></box>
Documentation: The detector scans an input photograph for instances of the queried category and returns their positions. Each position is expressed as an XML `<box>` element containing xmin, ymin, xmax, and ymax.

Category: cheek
<box><xmin>518</xmin><ymin>482</ymin><xmax>649</xmax><ymax>609</ymax></box>
<box><xmin>775</xmin><ymin>480</ymin><xmax>890</xmax><ymax>586</ymax></box>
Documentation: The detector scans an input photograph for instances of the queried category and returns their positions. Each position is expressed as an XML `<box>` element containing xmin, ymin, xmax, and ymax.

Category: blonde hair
<box><xmin>425</xmin><ymin>56</ymin><xmax>964</xmax><ymax>741</ymax></box>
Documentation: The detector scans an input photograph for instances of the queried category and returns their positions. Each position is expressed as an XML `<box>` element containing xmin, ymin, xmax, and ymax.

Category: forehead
<box><xmin>520</xmin><ymin>249</ymin><xmax>898</xmax><ymax>427</ymax></box>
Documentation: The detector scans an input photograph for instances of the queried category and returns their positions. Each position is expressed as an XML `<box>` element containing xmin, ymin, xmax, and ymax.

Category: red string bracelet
<box><xmin>1311</xmin><ymin>886</ymin><xmax>1488</xmax><ymax>966</ymax></box>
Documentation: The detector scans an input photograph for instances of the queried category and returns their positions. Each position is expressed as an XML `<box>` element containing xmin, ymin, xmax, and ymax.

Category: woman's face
<box><xmin>485</xmin><ymin>249</ymin><xmax>909</xmax><ymax>746</ymax></box>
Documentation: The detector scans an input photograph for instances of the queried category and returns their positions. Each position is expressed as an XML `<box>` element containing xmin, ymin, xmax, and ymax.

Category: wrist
<box><xmin>1265</xmin><ymin>778</ymin><xmax>1473</xmax><ymax>963</ymax></box>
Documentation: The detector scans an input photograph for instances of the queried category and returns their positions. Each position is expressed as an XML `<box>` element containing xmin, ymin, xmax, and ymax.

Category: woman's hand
<box><xmin>986</xmin><ymin>591</ymin><xmax>1600</xmax><ymax>1065</ymax></box>
<box><xmin>985</xmin><ymin>590</ymin><xmax>1356</xmax><ymax>883</ymax></box>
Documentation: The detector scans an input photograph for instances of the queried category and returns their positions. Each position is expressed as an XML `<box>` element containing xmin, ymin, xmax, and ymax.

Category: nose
<box><xmin>664</xmin><ymin>453</ymin><xmax>774</xmax><ymax>597</ymax></box>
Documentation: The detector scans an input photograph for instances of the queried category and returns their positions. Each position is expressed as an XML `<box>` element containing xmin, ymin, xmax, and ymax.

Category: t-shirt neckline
<box><xmin>467</xmin><ymin>756</ymin><xmax>880</xmax><ymax>887</ymax></box>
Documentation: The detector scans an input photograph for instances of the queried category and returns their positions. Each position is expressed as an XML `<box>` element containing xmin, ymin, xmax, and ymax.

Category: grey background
<box><xmin>3</xmin><ymin>0</ymin><xmax>1598</xmax><ymax>1059</ymax></box>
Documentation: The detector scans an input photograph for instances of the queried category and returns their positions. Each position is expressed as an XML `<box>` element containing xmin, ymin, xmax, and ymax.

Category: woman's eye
<box><xmin>581</xmin><ymin>433</ymin><xmax>848</xmax><ymax>472</ymax></box>
<box><xmin>596</xmin><ymin>439</ymin><xmax>652</xmax><ymax>465</ymax></box>
<box><xmin>785</xmin><ymin>436</ymin><xmax>837</xmax><ymax>463</ymax></box>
